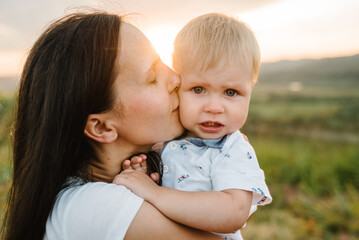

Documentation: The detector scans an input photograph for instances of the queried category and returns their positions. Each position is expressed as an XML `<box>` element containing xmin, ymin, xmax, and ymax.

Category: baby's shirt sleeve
<box><xmin>210</xmin><ymin>132</ymin><xmax>272</xmax><ymax>206</ymax></box>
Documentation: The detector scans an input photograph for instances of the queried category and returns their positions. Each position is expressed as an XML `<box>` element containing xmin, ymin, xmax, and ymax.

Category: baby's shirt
<box><xmin>162</xmin><ymin>131</ymin><xmax>271</xmax><ymax>205</ymax></box>
<box><xmin>161</xmin><ymin>131</ymin><xmax>272</xmax><ymax>240</ymax></box>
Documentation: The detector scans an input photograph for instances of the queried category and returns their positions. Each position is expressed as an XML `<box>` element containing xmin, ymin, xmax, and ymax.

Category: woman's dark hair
<box><xmin>1</xmin><ymin>12</ymin><xmax>122</xmax><ymax>240</ymax></box>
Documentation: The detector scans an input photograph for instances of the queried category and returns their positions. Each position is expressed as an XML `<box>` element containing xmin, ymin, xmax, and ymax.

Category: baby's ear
<box><xmin>84</xmin><ymin>114</ymin><xmax>118</xmax><ymax>143</ymax></box>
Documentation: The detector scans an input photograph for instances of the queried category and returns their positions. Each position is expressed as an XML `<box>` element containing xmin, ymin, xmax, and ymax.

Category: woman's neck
<box><xmin>89</xmin><ymin>141</ymin><xmax>152</xmax><ymax>183</ymax></box>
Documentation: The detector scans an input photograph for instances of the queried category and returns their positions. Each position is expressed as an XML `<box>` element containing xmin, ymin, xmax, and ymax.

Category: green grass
<box><xmin>239</xmin><ymin>75</ymin><xmax>359</xmax><ymax>239</ymax></box>
<box><xmin>241</xmin><ymin>135</ymin><xmax>359</xmax><ymax>239</ymax></box>
<box><xmin>246</xmin><ymin>83</ymin><xmax>359</xmax><ymax>135</ymax></box>
<box><xmin>0</xmin><ymin>94</ymin><xmax>14</xmax><ymax>223</ymax></box>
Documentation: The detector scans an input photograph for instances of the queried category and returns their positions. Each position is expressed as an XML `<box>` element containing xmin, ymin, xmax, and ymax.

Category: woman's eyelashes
<box><xmin>151</xmin><ymin>78</ymin><xmax>157</xmax><ymax>84</ymax></box>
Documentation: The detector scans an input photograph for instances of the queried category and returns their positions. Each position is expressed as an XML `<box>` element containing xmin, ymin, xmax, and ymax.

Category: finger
<box><xmin>130</xmin><ymin>156</ymin><xmax>143</xmax><ymax>164</ymax></box>
<box><xmin>241</xmin><ymin>133</ymin><xmax>249</xmax><ymax>142</ymax></box>
<box><xmin>150</xmin><ymin>173</ymin><xmax>160</xmax><ymax>184</ymax></box>
<box><xmin>138</xmin><ymin>154</ymin><xmax>148</xmax><ymax>168</ymax></box>
<box><xmin>131</xmin><ymin>156</ymin><xmax>143</xmax><ymax>170</ymax></box>
<box><xmin>122</xmin><ymin>160</ymin><xmax>132</xmax><ymax>170</ymax></box>
<box><xmin>139</xmin><ymin>154</ymin><xmax>147</xmax><ymax>170</ymax></box>
<box><xmin>139</xmin><ymin>154</ymin><xmax>147</xmax><ymax>161</ymax></box>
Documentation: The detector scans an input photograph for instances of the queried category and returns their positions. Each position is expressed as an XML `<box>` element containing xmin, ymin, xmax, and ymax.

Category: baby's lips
<box><xmin>200</xmin><ymin>121</ymin><xmax>223</xmax><ymax>127</ymax></box>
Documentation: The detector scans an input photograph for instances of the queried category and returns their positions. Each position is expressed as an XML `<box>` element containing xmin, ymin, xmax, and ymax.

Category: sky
<box><xmin>1</xmin><ymin>0</ymin><xmax>359</xmax><ymax>77</ymax></box>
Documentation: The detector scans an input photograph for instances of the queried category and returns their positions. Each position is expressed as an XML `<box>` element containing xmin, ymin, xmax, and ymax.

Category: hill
<box><xmin>1</xmin><ymin>54</ymin><xmax>359</xmax><ymax>92</ymax></box>
<box><xmin>245</xmin><ymin>54</ymin><xmax>359</xmax><ymax>138</ymax></box>
<box><xmin>258</xmin><ymin>54</ymin><xmax>359</xmax><ymax>88</ymax></box>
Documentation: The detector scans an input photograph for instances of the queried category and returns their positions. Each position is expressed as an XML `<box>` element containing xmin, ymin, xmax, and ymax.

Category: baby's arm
<box><xmin>113</xmin><ymin>170</ymin><xmax>252</xmax><ymax>233</ymax></box>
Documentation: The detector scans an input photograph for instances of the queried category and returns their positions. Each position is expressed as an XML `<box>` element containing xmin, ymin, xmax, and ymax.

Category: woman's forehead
<box><xmin>116</xmin><ymin>22</ymin><xmax>158</xmax><ymax>82</ymax></box>
<box><xmin>119</xmin><ymin>22</ymin><xmax>153</xmax><ymax>52</ymax></box>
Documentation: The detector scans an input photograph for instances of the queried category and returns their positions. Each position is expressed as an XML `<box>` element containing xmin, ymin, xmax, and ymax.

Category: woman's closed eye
<box><xmin>225</xmin><ymin>89</ymin><xmax>239</xmax><ymax>97</ymax></box>
<box><xmin>150</xmin><ymin>78</ymin><xmax>157</xmax><ymax>84</ymax></box>
<box><xmin>192</xmin><ymin>86</ymin><xmax>205</xmax><ymax>94</ymax></box>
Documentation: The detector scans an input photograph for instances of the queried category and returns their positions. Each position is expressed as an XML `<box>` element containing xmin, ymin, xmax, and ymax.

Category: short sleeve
<box><xmin>45</xmin><ymin>182</ymin><xmax>143</xmax><ymax>240</ymax></box>
<box><xmin>210</xmin><ymin>133</ymin><xmax>272</xmax><ymax>206</ymax></box>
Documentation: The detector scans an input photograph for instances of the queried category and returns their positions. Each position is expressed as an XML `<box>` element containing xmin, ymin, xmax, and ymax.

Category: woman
<box><xmin>1</xmin><ymin>11</ymin><xmax>222</xmax><ymax>240</ymax></box>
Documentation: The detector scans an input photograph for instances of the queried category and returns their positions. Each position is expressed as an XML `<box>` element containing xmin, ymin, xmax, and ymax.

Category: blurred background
<box><xmin>1</xmin><ymin>0</ymin><xmax>358</xmax><ymax>239</ymax></box>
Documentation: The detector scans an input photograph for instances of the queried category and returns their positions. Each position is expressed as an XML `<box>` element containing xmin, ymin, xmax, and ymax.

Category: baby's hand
<box><xmin>122</xmin><ymin>154</ymin><xmax>160</xmax><ymax>183</ymax></box>
<box><xmin>113</xmin><ymin>170</ymin><xmax>159</xmax><ymax>201</ymax></box>
<box><xmin>241</xmin><ymin>132</ymin><xmax>249</xmax><ymax>142</ymax></box>
<box><xmin>122</xmin><ymin>154</ymin><xmax>148</xmax><ymax>172</ymax></box>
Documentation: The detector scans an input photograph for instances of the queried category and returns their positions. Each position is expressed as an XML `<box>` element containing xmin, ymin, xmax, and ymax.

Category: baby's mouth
<box><xmin>199</xmin><ymin>121</ymin><xmax>224</xmax><ymax>133</ymax></box>
<box><xmin>200</xmin><ymin>121</ymin><xmax>223</xmax><ymax>127</ymax></box>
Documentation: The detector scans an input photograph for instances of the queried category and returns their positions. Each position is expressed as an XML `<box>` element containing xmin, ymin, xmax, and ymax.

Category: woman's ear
<box><xmin>84</xmin><ymin>114</ymin><xmax>118</xmax><ymax>143</ymax></box>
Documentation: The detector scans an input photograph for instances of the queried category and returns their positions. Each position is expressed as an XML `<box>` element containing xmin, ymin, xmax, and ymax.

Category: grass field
<box><xmin>0</xmin><ymin>93</ymin><xmax>14</xmax><ymax>222</ymax></box>
<box><xmin>0</xmin><ymin>55</ymin><xmax>358</xmax><ymax>238</ymax></box>
<box><xmin>239</xmin><ymin>56</ymin><xmax>359</xmax><ymax>239</ymax></box>
<box><xmin>241</xmin><ymin>135</ymin><xmax>359</xmax><ymax>240</ymax></box>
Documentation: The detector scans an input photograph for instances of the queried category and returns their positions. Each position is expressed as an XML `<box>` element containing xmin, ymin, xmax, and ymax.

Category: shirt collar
<box><xmin>186</xmin><ymin>135</ymin><xmax>227</xmax><ymax>149</ymax></box>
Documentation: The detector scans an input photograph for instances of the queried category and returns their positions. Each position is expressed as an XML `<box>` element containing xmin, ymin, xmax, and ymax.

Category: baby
<box><xmin>115</xmin><ymin>13</ymin><xmax>272</xmax><ymax>240</ymax></box>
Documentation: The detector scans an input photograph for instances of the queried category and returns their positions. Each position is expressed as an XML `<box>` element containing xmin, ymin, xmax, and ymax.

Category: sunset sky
<box><xmin>1</xmin><ymin>0</ymin><xmax>359</xmax><ymax>77</ymax></box>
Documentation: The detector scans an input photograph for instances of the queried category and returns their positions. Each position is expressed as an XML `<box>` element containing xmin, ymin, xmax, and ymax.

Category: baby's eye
<box><xmin>192</xmin><ymin>87</ymin><xmax>204</xmax><ymax>94</ymax></box>
<box><xmin>225</xmin><ymin>89</ymin><xmax>238</xmax><ymax>97</ymax></box>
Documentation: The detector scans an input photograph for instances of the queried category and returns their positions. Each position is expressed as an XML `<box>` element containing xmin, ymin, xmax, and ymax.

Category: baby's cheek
<box><xmin>178</xmin><ymin>109</ymin><xmax>189</xmax><ymax>127</ymax></box>
<box><xmin>178</xmin><ymin>109</ymin><xmax>186</xmax><ymax>125</ymax></box>
<box><xmin>180</xmin><ymin>117</ymin><xmax>196</xmax><ymax>135</ymax></box>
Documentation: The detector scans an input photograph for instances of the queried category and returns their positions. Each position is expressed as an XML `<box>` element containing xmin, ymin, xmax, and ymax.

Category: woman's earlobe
<box><xmin>84</xmin><ymin>114</ymin><xmax>118</xmax><ymax>143</ymax></box>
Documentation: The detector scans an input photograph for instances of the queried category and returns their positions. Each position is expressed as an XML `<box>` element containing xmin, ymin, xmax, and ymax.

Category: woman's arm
<box><xmin>114</xmin><ymin>170</ymin><xmax>252</xmax><ymax>233</ymax></box>
<box><xmin>125</xmin><ymin>201</ymin><xmax>223</xmax><ymax>239</ymax></box>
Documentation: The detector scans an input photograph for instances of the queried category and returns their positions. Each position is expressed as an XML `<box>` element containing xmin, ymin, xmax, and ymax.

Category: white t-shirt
<box><xmin>45</xmin><ymin>180</ymin><xmax>143</xmax><ymax>240</ymax></box>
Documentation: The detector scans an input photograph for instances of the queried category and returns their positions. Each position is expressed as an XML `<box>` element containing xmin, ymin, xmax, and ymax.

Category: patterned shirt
<box><xmin>161</xmin><ymin>131</ymin><xmax>272</xmax><ymax>240</ymax></box>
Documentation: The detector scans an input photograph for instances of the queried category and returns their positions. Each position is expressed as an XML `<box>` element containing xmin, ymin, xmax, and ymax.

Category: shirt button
<box><xmin>163</xmin><ymin>165</ymin><xmax>169</xmax><ymax>173</ymax></box>
<box><xmin>169</xmin><ymin>142</ymin><xmax>177</xmax><ymax>150</ymax></box>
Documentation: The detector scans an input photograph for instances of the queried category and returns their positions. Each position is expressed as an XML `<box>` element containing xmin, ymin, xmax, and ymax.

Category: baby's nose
<box><xmin>204</xmin><ymin>99</ymin><xmax>224</xmax><ymax>113</ymax></box>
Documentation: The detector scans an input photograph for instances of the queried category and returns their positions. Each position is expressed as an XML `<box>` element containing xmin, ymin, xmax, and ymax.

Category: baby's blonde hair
<box><xmin>173</xmin><ymin>13</ymin><xmax>260</xmax><ymax>82</ymax></box>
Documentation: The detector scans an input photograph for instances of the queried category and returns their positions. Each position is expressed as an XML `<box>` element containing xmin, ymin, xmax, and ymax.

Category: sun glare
<box><xmin>144</xmin><ymin>27</ymin><xmax>179</xmax><ymax>68</ymax></box>
<box><xmin>238</xmin><ymin>0</ymin><xmax>359</xmax><ymax>62</ymax></box>
<box><xmin>0</xmin><ymin>50</ymin><xmax>26</xmax><ymax>77</ymax></box>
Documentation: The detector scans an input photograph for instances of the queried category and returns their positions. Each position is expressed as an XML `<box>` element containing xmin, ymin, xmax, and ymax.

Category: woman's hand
<box><xmin>122</xmin><ymin>154</ymin><xmax>160</xmax><ymax>183</ymax></box>
<box><xmin>113</xmin><ymin>169</ymin><xmax>159</xmax><ymax>201</ymax></box>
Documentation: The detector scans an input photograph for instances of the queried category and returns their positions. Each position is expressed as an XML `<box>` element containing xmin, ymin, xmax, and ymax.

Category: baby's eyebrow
<box><xmin>222</xmin><ymin>83</ymin><xmax>240</xmax><ymax>88</ymax></box>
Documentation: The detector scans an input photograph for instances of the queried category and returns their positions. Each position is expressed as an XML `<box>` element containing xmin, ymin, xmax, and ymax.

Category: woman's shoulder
<box><xmin>55</xmin><ymin>181</ymin><xmax>143</xmax><ymax>216</ymax></box>
<box><xmin>61</xmin><ymin>181</ymin><xmax>139</xmax><ymax>201</ymax></box>
<box><xmin>45</xmin><ymin>181</ymin><xmax>143</xmax><ymax>240</ymax></box>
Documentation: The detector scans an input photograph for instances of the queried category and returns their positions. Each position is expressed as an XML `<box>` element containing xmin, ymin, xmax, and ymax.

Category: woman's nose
<box><xmin>167</xmin><ymin>70</ymin><xmax>181</xmax><ymax>93</ymax></box>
